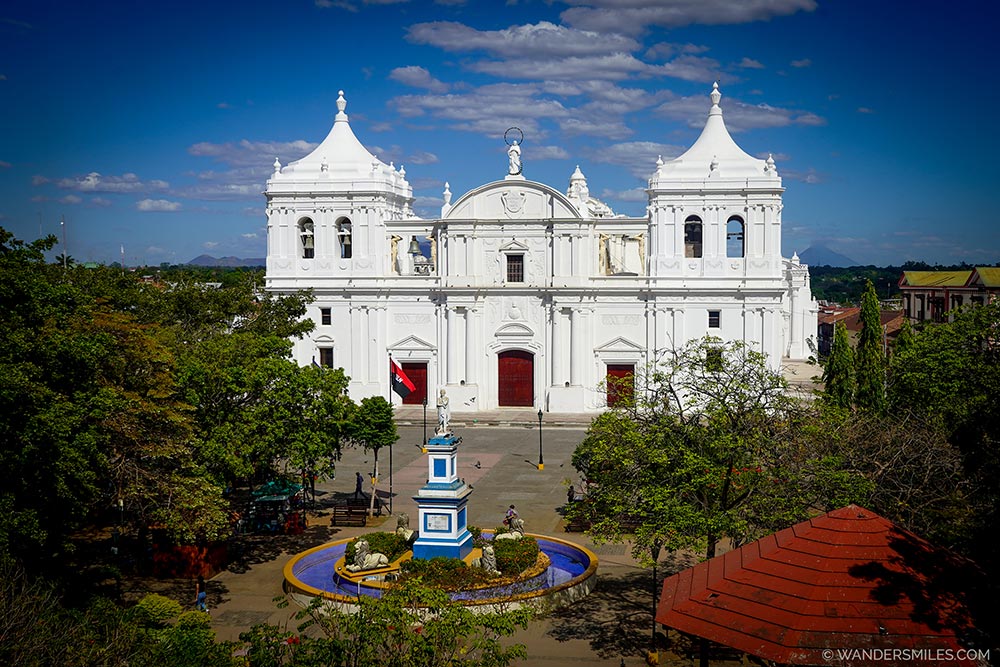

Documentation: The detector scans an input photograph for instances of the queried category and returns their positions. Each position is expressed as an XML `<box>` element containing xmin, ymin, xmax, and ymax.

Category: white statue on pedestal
<box><xmin>436</xmin><ymin>389</ymin><xmax>450</xmax><ymax>434</ymax></box>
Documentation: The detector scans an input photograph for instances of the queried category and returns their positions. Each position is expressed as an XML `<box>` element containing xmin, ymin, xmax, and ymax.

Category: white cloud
<box><xmin>203</xmin><ymin>241</ymin><xmax>219</xmax><ymax>249</ymax></box>
<box><xmin>738</xmin><ymin>57</ymin><xmax>765</xmax><ymax>69</ymax></box>
<box><xmin>32</xmin><ymin>175</ymin><xmax>50</xmax><ymax>186</ymax></box>
<box><xmin>175</xmin><ymin>183</ymin><xmax>262</xmax><ymax>201</ymax></box>
<box><xmin>407</xmin><ymin>150</ymin><xmax>440</xmax><ymax>165</ymax></box>
<box><xmin>470</xmin><ymin>52</ymin><xmax>654</xmax><ymax>81</ymax></box>
<box><xmin>644</xmin><ymin>42</ymin><xmax>709</xmax><ymax>60</ymax></box>
<box><xmin>857</xmin><ymin>107</ymin><xmax>875</xmax><ymax>114</ymax></box>
<box><xmin>56</xmin><ymin>172</ymin><xmax>169</xmax><ymax>193</ymax></box>
<box><xmin>658</xmin><ymin>55</ymin><xmax>723</xmax><ymax>82</ymax></box>
<box><xmin>656</xmin><ymin>93</ymin><xmax>826</xmax><ymax>132</ymax></box>
<box><xmin>558</xmin><ymin>117</ymin><xmax>632</xmax><ymax>139</ymax></box>
<box><xmin>755</xmin><ymin>151</ymin><xmax>791</xmax><ymax>162</ymax></box>
<box><xmin>559</xmin><ymin>0</ymin><xmax>818</xmax><ymax>36</ymax></box>
<box><xmin>790</xmin><ymin>58</ymin><xmax>812</xmax><ymax>68</ymax></box>
<box><xmin>136</xmin><ymin>199</ymin><xmax>182</xmax><ymax>212</ymax></box>
<box><xmin>406</xmin><ymin>20</ymin><xmax>639</xmax><ymax>58</ymax></box>
<box><xmin>217</xmin><ymin>102</ymin><xmax>231</xmax><ymax>109</ymax></box>
<box><xmin>241</xmin><ymin>233</ymin><xmax>258</xmax><ymax>239</ymax></box>
<box><xmin>599</xmin><ymin>187</ymin><xmax>648</xmax><ymax>202</ymax></box>
<box><xmin>188</xmin><ymin>139</ymin><xmax>317</xmax><ymax>168</ymax></box>
<box><xmin>389</xmin><ymin>66</ymin><xmax>449</xmax><ymax>93</ymax></box>
<box><xmin>90</xmin><ymin>197</ymin><xmax>113</xmax><ymax>207</ymax></box>
<box><xmin>58</xmin><ymin>195</ymin><xmax>82</xmax><ymax>205</ymax></box>
<box><xmin>530</xmin><ymin>145</ymin><xmax>571</xmax><ymax>160</ymax></box>
<box><xmin>588</xmin><ymin>140</ymin><xmax>686</xmax><ymax>177</ymax></box>
<box><xmin>392</xmin><ymin>85</ymin><xmax>568</xmax><ymax>137</ymax></box>
<box><xmin>782</xmin><ymin>167</ymin><xmax>822</xmax><ymax>184</ymax></box>
<box><xmin>316</xmin><ymin>0</ymin><xmax>405</xmax><ymax>9</ymax></box>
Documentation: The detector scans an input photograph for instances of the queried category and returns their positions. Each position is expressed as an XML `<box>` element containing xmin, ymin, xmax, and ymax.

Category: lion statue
<box><xmin>345</xmin><ymin>538</ymin><xmax>389</xmax><ymax>572</ymax></box>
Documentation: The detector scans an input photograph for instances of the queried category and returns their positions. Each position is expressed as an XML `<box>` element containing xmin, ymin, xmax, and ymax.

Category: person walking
<box><xmin>194</xmin><ymin>575</ymin><xmax>207</xmax><ymax>612</ymax></box>
<box><xmin>354</xmin><ymin>472</ymin><xmax>365</xmax><ymax>500</ymax></box>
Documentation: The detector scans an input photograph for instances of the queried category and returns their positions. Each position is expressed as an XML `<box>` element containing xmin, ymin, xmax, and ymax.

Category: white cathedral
<box><xmin>264</xmin><ymin>83</ymin><xmax>817</xmax><ymax>413</ymax></box>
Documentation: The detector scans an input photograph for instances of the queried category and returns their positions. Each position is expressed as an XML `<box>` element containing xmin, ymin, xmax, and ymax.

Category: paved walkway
<box><xmin>205</xmin><ymin>423</ymin><xmax>676</xmax><ymax>666</ymax></box>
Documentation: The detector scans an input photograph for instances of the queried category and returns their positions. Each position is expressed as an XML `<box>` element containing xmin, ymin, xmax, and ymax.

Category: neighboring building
<box><xmin>817</xmin><ymin>305</ymin><xmax>904</xmax><ymax>357</ymax></box>
<box><xmin>264</xmin><ymin>84</ymin><xmax>818</xmax><ymax>413</ymax></box>
<box><xmin>899</xmin><ymin>267</ymin><xmax>1000</xmax><ymax>323</ymax></box>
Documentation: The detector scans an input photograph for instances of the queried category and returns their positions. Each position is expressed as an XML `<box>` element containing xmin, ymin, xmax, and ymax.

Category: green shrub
<box><xmin>345</xmin><ymin>532</ymin><xmax>408</xmax><ymax>564</ymax></box>
<box><xmin>493</xmin><ymin>537</ymin><xmax>539</xmax><ymax>576</ymax></box>
<box><xmin>399</xmin><ymin>557</ymin><xmax>494</xmax><ymax>590</ymax></box>
<box><xmin>134</xmin><ymin>593</ymin><xmax>182</xmax><ymax>628</ymax></box>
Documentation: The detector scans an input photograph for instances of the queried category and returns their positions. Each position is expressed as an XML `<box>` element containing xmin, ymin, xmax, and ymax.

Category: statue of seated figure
<box><xmin>395</xmin><ymin>513</ymin><xmax>417</xmax><ymax>546</ymax></box>
<box><xmin>345</xmin><ymin>538</ymin><xmax>389</xmax><ymax>572</ymax></box>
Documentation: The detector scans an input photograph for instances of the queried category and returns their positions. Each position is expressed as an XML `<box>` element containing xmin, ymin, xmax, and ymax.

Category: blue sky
<box><xmin>1</xmin><ymin>0</ymin><xmax>995</xmax><ymax>266</ymax></box>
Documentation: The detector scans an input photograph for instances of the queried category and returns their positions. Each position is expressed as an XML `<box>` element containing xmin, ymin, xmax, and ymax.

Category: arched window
<box><xmin>299</xmin><ymin>218</ymin><xmax>315</xmax><ymax>259</ymax></box>
<box><xmin>684</xmin><ymin>216</ymin><xmax>703</xmax><ymax>258</ymax></box>
<box><xmin>726</xmin><ymin>216</ymin><xmax>745</xmax><ymax>258</ymax></box>
<box><xmin>336</xmin><ymin>218</ymin><xmax>353</xmax><ymax>259</ymax></box>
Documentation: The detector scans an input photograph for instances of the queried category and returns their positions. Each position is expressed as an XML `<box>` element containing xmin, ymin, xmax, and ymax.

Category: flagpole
<box><xmin>388</xmin><ymin>354</ymin><xmax>393</xmax><ymax>515</ymax></box>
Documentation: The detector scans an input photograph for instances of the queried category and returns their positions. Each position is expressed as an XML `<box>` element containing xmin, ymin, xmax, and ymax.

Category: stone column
<box><xmin>465</xmin><ymin>307</ymin><xmax>477</xmax><ymax>385</ymax></box>
<box><xmin>446</xmin><ymin>307</ymin><xmax>459</xmax><ymax>384</ymax></box>
<box><xmin>551</xmin><ymin>306</ymin><xmax>563</xmax><ymax>385</ymax></box>
<box><xmin>350</xmin><ymin>305</ymin><xmax>364</xmax><ymax>382</ymax></box>
<box><xmin>570</xmin><ymin>308</ymin><xmax>582</xmax><ymax>386</ymax></box>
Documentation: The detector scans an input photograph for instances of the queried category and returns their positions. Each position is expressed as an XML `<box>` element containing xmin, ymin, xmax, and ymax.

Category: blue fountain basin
<box><xmin>284</xmin><ymin>532</ymin><xmax>598</xmax><ymax>610</ymax></box>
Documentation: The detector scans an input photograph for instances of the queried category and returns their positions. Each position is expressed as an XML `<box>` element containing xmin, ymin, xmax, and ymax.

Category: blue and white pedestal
<box><xmin>412</xmin><ymin>433</ymin><xmax>473</xmax><ymax>561</ymax></box>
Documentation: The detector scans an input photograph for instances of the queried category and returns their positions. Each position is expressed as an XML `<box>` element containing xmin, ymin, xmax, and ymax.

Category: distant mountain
<box><xmin>799</xmin><ymin>245</ymin><xmax>858</xmax><ymax>267</ymax></box>
<box><xmin>187</xmin><ymin>255</ymin><xmax>266</xmax><ymax>267</ymax></box>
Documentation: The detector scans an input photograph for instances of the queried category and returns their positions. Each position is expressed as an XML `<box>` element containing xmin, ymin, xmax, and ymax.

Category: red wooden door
<box><xmin>498</xmin><ymin>350</ymin><xmax>534</xmax><ymax>406</ymax></box>
<box><xmin>401</xmin><ymin>362</ymin><xmax>427</xmax><ymax>405</ymax></box>
<box><xmin>606</xmin><ymin>364</ymin><xmax>635</xmax><ymax>408</ymax></box>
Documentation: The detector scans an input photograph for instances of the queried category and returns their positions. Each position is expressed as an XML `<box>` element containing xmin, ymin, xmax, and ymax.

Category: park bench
<box><xmin>346</xmin><ymin>495</ymin><xmax>385</xmax><ymax>517</ymax></box>
<box><xmin>563</xmin><ymin>516</ymin><xmax>591</xmax><ymax>532</ymax></box>
<box><xmin>330</xmin><ymin>505</ymin><xmax>368</xmax><ymax>527</ymax></box>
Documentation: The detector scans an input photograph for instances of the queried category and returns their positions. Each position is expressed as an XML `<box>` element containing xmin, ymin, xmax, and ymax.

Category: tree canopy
<box><xmin>0</xmin><ymin>228</ymin><xmax>370</xmax><ymax>569</ymax></box>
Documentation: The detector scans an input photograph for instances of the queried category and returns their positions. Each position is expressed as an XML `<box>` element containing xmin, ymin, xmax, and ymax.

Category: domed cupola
<box><xmin>650</xmin><ymin>83</ymin><xmax>778</xmax><ymax>186</ymax></box>
<box><xmin>267</xmin><ymin>91</ymin><xmax>414</xmax><ymax>209</ymax></box>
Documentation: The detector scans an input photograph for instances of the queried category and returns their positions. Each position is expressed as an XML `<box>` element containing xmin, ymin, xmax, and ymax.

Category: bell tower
<box><xmin>265</xmin><ymin>91</ymin><xmax>414</xmax><ymax>281</ymax></box>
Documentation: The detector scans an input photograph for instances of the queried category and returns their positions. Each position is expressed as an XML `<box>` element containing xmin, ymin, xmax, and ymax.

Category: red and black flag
<box><xmin>390</xmin><ymin>357</ymin><xmax>416</xmax><ymax>399</ymax></box>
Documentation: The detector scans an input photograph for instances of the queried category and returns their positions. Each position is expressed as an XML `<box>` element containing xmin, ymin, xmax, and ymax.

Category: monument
<box><xmin>411</xmin><ymin>424</ymin><xmax>473</xmax><ymax>561</ymax></box>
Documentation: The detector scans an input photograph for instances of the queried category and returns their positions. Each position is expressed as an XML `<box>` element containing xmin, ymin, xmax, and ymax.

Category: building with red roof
<box><xmin>655</xmin><ymin>505</ymin><xmax>986</xmax><ymax>666</ymax></box>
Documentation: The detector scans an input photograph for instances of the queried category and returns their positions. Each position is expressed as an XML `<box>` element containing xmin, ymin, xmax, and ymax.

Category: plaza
<box><xmin>205</xmin><ymin>419</ymin><xmax>682</xmax><ymax>666</ymax></box>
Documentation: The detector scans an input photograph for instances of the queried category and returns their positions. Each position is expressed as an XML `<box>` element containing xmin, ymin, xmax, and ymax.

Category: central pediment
<box><xmin>443</xmin><ymin>180</ymin><xmax>582</xmax><ymax>221</ymax></box>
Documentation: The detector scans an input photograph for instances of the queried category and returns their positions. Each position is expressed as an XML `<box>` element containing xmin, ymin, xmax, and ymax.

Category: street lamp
<box><xmin>537</xmin><ymin>409</ymin><xmax>544</xmax><ymax>470</ymax></box>
<box><xmin>422</xmin><ymin>397</ymin><xmax>428</xmax><ymax>451</ymax></box>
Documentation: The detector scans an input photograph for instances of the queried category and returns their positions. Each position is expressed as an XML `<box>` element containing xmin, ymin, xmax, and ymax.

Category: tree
<box><xmin>888</xmin><ymin>300</ymin><xmax>1000</xmax><ymax>566</ymax></box>
<box><xmin>348</xmin><ymin>396</ymin><xmax>398</xmax><ymax>515</ymax></box>
<box><xmin>570</xmin><ymin>337</ymin><xmax>804</xmax><ymax>563</ymax></box>
<box><xmin>854</xmin><ymin>279</ymin><xmax>887</xmax><ymax>413</ymax></box>
<box><xmin>821</xmin><ymin>321</ymin><xmax>855</xmax><ymax>408</ymax></box>
<box><xmin>893</xmin><ymin>315</ymin><xmax>916</xmax><ymax>358</ymax></box>
<box><xmin>240</xmin><ymin>580</ymin><xmax>532</xmax><ymax>667</ymax></box>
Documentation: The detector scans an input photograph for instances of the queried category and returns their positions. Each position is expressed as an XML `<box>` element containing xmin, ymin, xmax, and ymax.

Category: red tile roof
<box><xmin>655</xmin><ymin>505</ymin><xmax>984</xmax><ymax>666</ymax></box>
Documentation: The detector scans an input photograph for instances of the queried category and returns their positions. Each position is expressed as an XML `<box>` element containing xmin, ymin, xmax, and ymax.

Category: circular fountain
<box><xmin>284</xmin><ymin>530</ymin><xmax>598</xmax><ymax>612</ymax></box>
<box><xmin>283</xmin><ymin>422</ymin><xmax>598</xmax><ymax>612</ymax></box>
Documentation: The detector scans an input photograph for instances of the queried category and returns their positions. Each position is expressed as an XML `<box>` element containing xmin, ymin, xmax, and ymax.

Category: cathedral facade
<box><xmin>264</xmin><ymin>84</ymin><xmax>817</xmax><ymax>413</ymax></box>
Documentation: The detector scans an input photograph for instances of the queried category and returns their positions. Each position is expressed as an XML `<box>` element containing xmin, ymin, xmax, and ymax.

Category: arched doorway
<box><xmin>498</xmin><ymin>350</ymin><xmax>534</xmax><ymax>406</ymax></box>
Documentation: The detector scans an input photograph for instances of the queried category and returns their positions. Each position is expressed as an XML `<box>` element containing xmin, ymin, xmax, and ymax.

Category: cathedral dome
<box><xmin>652</xmin><ymin>83</ymin><xmax>778</xmax><ymax>184</ymax></box>
<box><xmin>279</xmin><ymin>91</ymin><xmax>378</xmax><ymax>177</ymax></box>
